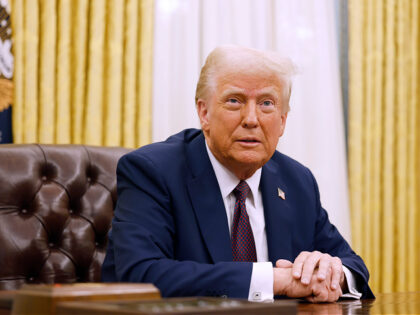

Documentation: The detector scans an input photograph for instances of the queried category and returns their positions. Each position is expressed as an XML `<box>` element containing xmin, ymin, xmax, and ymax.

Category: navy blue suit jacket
<box><xmin>102</xmin><ymin>129</ymin><xmax>373</xmax><ymax>298</ymax></box>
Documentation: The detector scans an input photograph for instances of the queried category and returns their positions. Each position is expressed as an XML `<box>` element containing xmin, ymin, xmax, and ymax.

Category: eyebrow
<box><xmin>219</xmin><ymin>87</ymin><xmax>280</xmax><ymax>99</ymax></box>
<box><xmin>219</xmin><ymin>87</ymin><xmax>246</xmax><ymax>99</ymax></box>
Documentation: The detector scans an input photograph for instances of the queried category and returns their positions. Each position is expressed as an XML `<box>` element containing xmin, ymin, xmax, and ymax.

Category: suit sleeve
<box><xmin>306</xmin><ymin>168</ymin><xmax>375</xmax><ymax>299</ymax></box>
<box><xmin>102</xmin><ymin>153</ymin><xmax>252</xmax><ymax>298</ymax></box>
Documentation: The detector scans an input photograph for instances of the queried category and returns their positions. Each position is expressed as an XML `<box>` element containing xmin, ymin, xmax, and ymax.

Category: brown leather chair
<box><xmin>0</xmin><ymin>144</ymin><xmax>131</xmax><ymax>290</ymax></box>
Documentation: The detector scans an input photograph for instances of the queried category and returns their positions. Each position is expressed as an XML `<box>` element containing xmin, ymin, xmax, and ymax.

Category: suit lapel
<box><xmin>186</xmin><ymin>133</ymin><xmax>233</xmax><ymax>263</ymax></box>
<box><xmin>261</xmin><ymin>159</ymin><xmax>294</xmax><ymax>264</ymax></box>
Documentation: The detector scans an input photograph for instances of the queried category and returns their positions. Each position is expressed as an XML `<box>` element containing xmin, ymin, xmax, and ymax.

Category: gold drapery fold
<box><xmin>349</xmin><ymin>0</ymin><xmax>419</xmax><ymax>293</ymax></box>
<box><xmin>38</xmin><ymin>0</ymin><xmax>56</xmax><ymax>143</ymax></box>
<box><xmin>137</xmin><ymin>0</ymin><xmax>153</xmax><ymax>146</ymax></box>
<box><xmin>122</xmin><ymin>0</ymin><xmax>139</xmax><ymax>148</ymax></box>
<box><xmin>11</xmin><ymin>0</ymin><xmax>154</xmax><ymax>147</ymax></box>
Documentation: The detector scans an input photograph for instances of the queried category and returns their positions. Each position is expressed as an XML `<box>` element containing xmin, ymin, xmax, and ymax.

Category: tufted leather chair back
<box><xmin>0</xmin><ymin>144</ymin><xmax>131</xmax><ymax>290</ymax></box>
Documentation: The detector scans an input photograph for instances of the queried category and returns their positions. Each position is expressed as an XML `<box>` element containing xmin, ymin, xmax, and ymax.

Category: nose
<box><xmin>241</xmin><ymin>102</ymin><xmax>258</xmax><ymax>128</ymax></box>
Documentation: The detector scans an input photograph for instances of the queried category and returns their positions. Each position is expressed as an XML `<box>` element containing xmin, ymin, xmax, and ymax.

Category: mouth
<box><xmin>236</xmin><ymin>138</ymin><xmax>261</xmax><ymax>145</ymax></box>
<box><xmin>238</xmin><ymin>139</ymin><xmax>259</xmax><ymax>143</ymax></box>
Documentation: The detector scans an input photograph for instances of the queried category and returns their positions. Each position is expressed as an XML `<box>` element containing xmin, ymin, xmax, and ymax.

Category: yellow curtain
<box><xmin>348</xmin><ymin>0</ymin><xmax>419</xmax><ymax>293</ymax></box>
<box><xmin>11</xmin><ymin>0</ymin><xmax>153</xmax><ymax>147</ymax></box>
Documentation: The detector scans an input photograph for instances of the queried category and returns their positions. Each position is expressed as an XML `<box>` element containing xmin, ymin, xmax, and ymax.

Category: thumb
<box><xmin>276</xmin><ymin>259</ymin><xmax>293</xmax><ymax>268</ymax></box>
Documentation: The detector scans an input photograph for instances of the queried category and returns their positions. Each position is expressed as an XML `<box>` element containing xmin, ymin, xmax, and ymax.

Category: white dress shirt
<box><xmin>205</xmin><ymin>143</ymin><xmax>361</xmax><ymax>301</ymax></box>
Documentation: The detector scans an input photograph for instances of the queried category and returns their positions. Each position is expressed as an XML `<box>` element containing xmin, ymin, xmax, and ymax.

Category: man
<box><xmin>102</xmin><ymin>46</ymin><xmax>373</xmax><ymax>302</ymax></box>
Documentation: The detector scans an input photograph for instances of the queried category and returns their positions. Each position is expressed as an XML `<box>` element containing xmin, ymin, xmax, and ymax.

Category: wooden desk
<box><xmin>57</xmin><ymin>292</ymin><xmax>420</xmax><ymax>315</ymax></box>
<box><xmin>1</xmin><ymin>291</ymin><xmax>420</xmax><ymax>314</ymax></box>
<box><xmin>0</xmin><ymin>291</ymin><xmax>15</xmax><ymax>315</ymax></box>
<box><xmin>296</xmin><ymin>292</ymin><xmax>420</xmax><ymax>315</ymax></box>
<box><xmin>0</xmin><ymin>284</ymin><xmax>160</xmax><ymax>315</ymax></box>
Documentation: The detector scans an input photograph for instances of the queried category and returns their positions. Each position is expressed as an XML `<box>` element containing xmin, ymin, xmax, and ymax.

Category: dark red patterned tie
<box><xmin>231</xmin><ymin>180</ymin><xmax>257</xmax><ymax>262</ymax></box>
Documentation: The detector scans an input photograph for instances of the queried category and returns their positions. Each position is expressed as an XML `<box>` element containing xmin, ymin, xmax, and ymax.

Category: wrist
<box><xmin>340</xmin><ymin>271</ymin><xmax>348</xmax><ymax>293</ymax></box>
<box><xmin>273</xmin><ymin>267</ymin><xmax>292</xmax><ymax>296</ymax></box>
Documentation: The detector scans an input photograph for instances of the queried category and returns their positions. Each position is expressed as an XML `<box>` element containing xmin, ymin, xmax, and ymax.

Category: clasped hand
<box><xmin>273</xmin><ymin>251</ymin><xmax>345</xmax><ymax>302</ymax></box>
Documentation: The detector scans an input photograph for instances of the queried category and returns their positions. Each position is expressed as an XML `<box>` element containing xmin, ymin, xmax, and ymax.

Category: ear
<box><xmin>196</xmin><ymin>99</ymin><xmax>210</xmax><ymax>131</ymax></box>
<box><xmin>278</xmin><ymin>111</ymin><xmax>288</xmax><ymax>137</ymax></box>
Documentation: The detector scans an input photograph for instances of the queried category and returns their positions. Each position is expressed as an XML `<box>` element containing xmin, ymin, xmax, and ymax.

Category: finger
<box><xmin>310</xmin><ymin>283</ymin><xmax>328</xmax><ymax>303</ymax></box>
<box><xmin>317</xmin><ymin>254</ymin><xmax>332</xmax><ymax>281</ymax></box>
<box><xmin>305</xmin><ymin>295</ymin><xmax>315</xmax><ymax>303</ymax></box>
<box><xmin>276</xmin><ymin>259</ymin><xmax>293</xmax><ymax>268</ymax></box>
<box><xmin>330</xmin><ymin>257</ymin><xmax>343</xmax><ymax>290</ymax></box>
<box><xmin>300</xmin><ymin>251</ymin><xmax>322</xmax><ymax>285</ymax></box>
<box><xmin>312</xmin><ymin>290</ymin><xmax>329</xmax><ymax>303</ymax></box>
<box><xmin>292</xmin><ymin>251</ymin><xmax>310</xmax><ymax>279</ymax></box>
<box><xmin>327</xmin><ymin>287</ymin><xmax>342</xmax><ymax>302</ymax></box>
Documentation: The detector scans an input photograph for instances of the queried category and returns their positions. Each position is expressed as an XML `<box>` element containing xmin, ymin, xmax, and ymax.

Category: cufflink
<box><xmin>278</xmin><ymin>188</ymin><xmax>286</xmax><ymax>200</ymax></box>
<box><xmin>252</xmin><ymin>292</ymin><xmax>262</xmax><ymax>300</ymax></box>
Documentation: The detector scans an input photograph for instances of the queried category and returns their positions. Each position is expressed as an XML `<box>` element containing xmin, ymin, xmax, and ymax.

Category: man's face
<box><xmin>197</xmin><ymin>68</ymin><xmax>288</xmax><ymax>179</ymax></box>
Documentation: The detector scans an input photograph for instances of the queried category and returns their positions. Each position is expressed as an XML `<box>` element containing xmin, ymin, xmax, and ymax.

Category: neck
<box><xmin>230</xmin><ymin>165</ymin><xmax>257</xmax><ymax>180</ymax></box>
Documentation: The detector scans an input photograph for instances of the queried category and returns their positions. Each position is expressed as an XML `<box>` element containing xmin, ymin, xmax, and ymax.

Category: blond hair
<box><xmin>195</xmin><ymin>45</ymin><xmax>295</xmax><ymax>112</ymax></box>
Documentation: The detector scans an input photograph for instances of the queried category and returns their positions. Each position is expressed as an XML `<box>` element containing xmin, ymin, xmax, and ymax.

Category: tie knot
<box><xmin>233</xmin><ymin>180</ymin><xmax>250</xmax><ymax>201</ymax></box>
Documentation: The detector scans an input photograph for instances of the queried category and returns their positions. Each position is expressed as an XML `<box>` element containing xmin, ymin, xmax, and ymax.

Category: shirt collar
<box><xmin>205</xmin><ymin>141</ymin><xmax>261</xmax><ymax>205</ymax></box>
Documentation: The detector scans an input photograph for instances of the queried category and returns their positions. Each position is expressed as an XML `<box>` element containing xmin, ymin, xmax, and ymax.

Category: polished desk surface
<box><xmin>1</xmin><ymin>291</ymin><xmax>419</xmax><ymax>314</ymax></box>
<box><xmin>294</xmin><ymin>292</ymin><xmax>420</xmax><ymax>314</ymax></box>
<box><xmin>0</xmin><ymin>291</ymin><xmax>14</xmax><ymax>315</ymax></box>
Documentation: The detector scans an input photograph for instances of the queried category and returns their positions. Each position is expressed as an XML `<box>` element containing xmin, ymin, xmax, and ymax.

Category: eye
<box><xmin>259</xmin><ymin>99</ymin><xmax>276</xmax><ymax>113</ymax></box>
<box><xmin>225</xmin><ymin>98</ymin><xmax>242</xmax><ymax>110</ymax></box>
<box><xmin>262</xmin><ymin>100</ymin><xmax>274</xmax><ymax>106</ymax></box>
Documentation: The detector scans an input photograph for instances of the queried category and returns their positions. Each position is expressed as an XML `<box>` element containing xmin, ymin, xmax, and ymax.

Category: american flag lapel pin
<box><xmin>278</xmin><ymin>188</ymin><xmax>286</xmax><ymax>200</ymax></box>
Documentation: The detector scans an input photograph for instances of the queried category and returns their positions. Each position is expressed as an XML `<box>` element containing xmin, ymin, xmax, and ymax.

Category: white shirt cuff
<box><xmin>341</xmin><ymin>265</ymin><xmax>362</xmax><ymax>299</ymax></box>
<box><xmin>248</xmin><ymin>262</ymin><xmax>274</xmax><ymax>302</ymax></box>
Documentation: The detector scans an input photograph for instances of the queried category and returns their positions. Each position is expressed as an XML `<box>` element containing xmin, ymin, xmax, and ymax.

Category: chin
<box><xmin>233</xmin><ymin>154</ymin><xmax>266</xmax><ymax>169</ymax></box>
